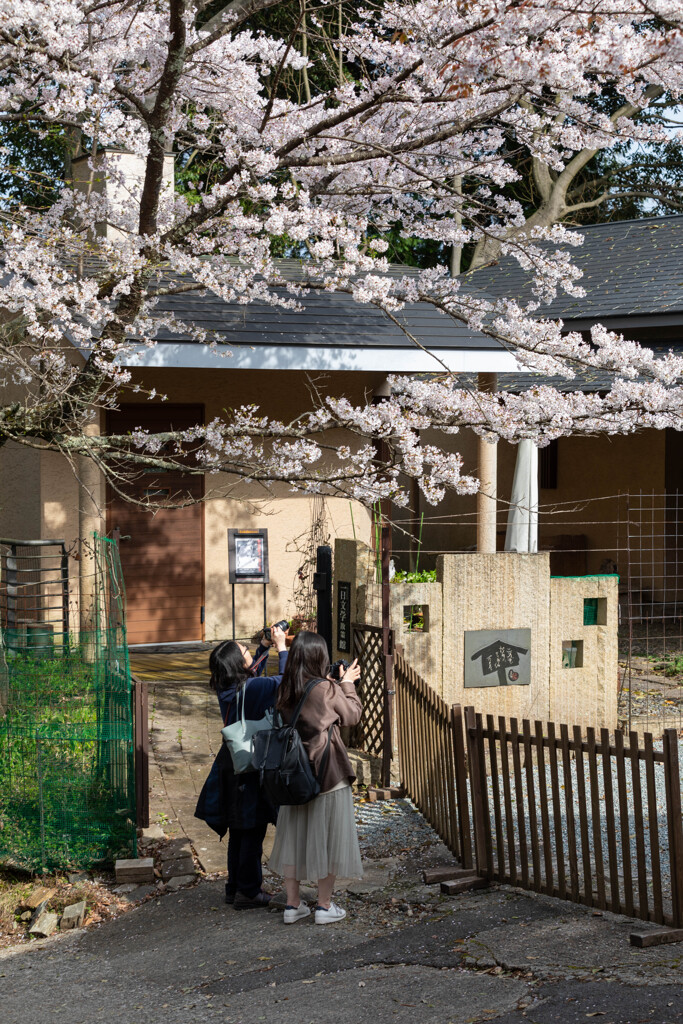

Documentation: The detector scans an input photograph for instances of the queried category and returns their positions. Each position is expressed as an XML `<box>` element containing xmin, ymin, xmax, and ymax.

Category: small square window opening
<box><xmin>562</xmin><ymin>639</ymin><xmax>584</xmax><ymax>669</ymax></box>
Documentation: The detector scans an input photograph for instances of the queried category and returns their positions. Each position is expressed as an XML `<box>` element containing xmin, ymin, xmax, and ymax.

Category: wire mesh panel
<box><xmin>0</xmin><ymin>534</ymin><xmax>135</xmax><ymax>871</ymax></box>
<box><xmin>619</xmin><ymin>493</ymin><xmax>683</xmax><ymax>734</ymax></box>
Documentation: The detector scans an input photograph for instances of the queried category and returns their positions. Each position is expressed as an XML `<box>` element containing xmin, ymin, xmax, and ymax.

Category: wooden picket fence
<box><xmin>394</xmin><ymin>650</ymin><xmax>683</xmax><ymax>930</ymax></box>
<box><xmin>395</xmin><ymin>650</ymin><xmax>472</xmax><ymax>867</ymax></box>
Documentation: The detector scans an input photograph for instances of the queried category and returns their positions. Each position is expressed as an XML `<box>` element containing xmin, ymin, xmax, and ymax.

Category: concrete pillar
<box><xmin>477</xmin><ymin>372</ymin><xmax>498</xmax><ymax>553</ymax></box>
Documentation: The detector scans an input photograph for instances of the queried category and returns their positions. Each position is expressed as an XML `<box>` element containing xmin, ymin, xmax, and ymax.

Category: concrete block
<box><xmin>29</xmin><ymin>911</ymin><xmax>59</xmax><ymax>938</ymax></box>
<box><xmin>441</xmin><ymin>876</ymin><xmax>489</xmax><ymax>895</ymax></box>
<box><xmin>161</xmin><ymin>856</ymin><xmax>195</xmax><ymax>881</ymax></box>
<box><xmin>67</xmin><ymin>872</ymin><xmax>90</xmax><ymax>884</ymax></box>
<box><xmin>115</xmin><ymin>857</ymin><xmax>155</xmax><ymax>884</ymax></box>
<box><xmin>60</xmin><ymin>901</ymin><xmax>86</xmax><ymax>930</ymax></box>
<box><xmin>159</xmin><ymin>839</ymin><xmax>192</xmax><ymax>862</ymax></box>
<box><xmin>139</xmin><ymin>824</ymin><xmax>166</xmax><ymax>844</ymax></box>
<box><xmin>120</xmin><ymin>884</ymin><xmax>157</xmax><ymax>902</ymax></box>
<box><xmin>165</xmin><ymin>875</ymin><xmax>196</xmax><ymax>890</ymax></box>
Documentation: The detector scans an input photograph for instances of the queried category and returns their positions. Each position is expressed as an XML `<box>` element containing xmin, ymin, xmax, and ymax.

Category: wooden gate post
<box><xmin>380</xmin><ymin>520</ymin><xmax>394</xmax><ymax>788</ymax></box>
<box><xmin>133</xmin><ymin>677</ymin><xmax>150</xmax><ymax>829</ymax></box>
<box><xmin>451</xmin><ymin>705</ymin><xmax>473</xmax><ymax>869</ymax></box>
<box><xmin>465</xmin><ymin>706</ymin><xmax>489</xmax><ymax>876</ymax></box>
<box><xmin>663</xmin><ymin>728</ymin><xmax>683</xmax><ymax>926</ymax></box>
<box><xmin>314</xmin><ymin>545</ymin><xmax>333</xmax><ymax>658</ymax></box>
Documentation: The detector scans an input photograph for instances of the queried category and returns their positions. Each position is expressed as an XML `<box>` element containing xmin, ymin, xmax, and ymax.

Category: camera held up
<box><xmin>264</xmin><ymin>619</ymin><xmax>289</xmax><ymax>642</ymax></box>
<box><xmin>329</xmin><ymin>658</ymin><xmax>351</xmax><ymax>682</ymax></box>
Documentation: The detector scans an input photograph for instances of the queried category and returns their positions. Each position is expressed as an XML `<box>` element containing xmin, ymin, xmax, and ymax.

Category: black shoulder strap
<box><xmin>317</xmin><ymin>723</ymin><xmax>334</xmax><ymax>784</ymax></box>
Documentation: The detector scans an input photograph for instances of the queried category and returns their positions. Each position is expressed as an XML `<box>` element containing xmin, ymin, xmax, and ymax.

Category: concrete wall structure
<box><xmin>338</xmin><ymin>540</ymin><xmax>618</xmax><ymax>730</ymax></box>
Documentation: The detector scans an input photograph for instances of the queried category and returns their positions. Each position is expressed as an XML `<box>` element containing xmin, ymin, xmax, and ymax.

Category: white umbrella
<box><xmin>504</xmin><ymin>440</ymin><xmax>538</xmax><ymax>553</ymax></box>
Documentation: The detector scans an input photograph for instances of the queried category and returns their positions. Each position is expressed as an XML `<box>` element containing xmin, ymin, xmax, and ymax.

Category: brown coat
<box><xmin>283</xmin><ymin>678</ymin><xmax>362</xmax><ymax>793</ymax></box>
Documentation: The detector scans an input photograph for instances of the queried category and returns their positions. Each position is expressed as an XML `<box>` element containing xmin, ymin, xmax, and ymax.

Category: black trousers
<box><xmin>226</xmin><ymin>823</ymin><xmax>268</xmax><ymax>898</ymax></box>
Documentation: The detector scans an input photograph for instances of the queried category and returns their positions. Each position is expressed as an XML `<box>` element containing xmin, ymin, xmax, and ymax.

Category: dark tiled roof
<box><xmin>468</xmin><ymin>215</ymin><xmax>683</xmax><ymax>321</ymax></box>
<box><xmin>153</xmin><ymin>287</ymin><xmax>497</xmax><ymax>350</ymax></box>
<box><xmin>152</xmin><ymin>261</ymin><xmax>500</xmax><ymax>351</ymax></box>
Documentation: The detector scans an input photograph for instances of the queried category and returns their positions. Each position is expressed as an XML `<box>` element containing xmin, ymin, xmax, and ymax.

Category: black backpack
<box><xmin>250</xmin><ymin>679</ymin><xmax>332</xmax><ymax>806</ymax></box>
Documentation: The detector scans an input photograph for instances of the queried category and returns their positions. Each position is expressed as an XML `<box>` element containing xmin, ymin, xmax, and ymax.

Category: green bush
<box><xmin>392</xmin><ymin>569</ymin><xmax>437</xmax><ymax>583</ymax></box>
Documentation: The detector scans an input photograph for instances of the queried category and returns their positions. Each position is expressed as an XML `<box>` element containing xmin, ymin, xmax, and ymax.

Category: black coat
<box><xmin>195</xmin><ymin>647</ymin><xmax>287</xmax><ymax>834</ymax></box>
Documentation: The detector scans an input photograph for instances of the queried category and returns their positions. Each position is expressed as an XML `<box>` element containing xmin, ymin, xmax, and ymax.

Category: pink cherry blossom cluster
<box><xmin>1</xmin><ymin>1</ymin><xmax>682</xmax><ymax>503</ymax></box>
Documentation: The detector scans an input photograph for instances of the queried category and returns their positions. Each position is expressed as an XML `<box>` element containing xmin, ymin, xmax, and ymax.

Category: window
<box><xmin>403</xmin><ymin>605</ymin><xmax>429</xmax><ymax>633</ymax></box>
<box><xmin>562</xmin><ymin>639</ymin><xmax>584</xmax><ymax>669</ymax></box>
<box><xmin>583</xmin><ymin>598</ymin><xmax>607</xmax><ymax>626</ymax></box>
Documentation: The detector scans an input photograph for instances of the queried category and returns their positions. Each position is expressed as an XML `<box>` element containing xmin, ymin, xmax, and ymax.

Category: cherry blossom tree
<box><xmin>1</xmin><ymin>0</ymin><xmax>683</xmax><ymax>509</ymax></box>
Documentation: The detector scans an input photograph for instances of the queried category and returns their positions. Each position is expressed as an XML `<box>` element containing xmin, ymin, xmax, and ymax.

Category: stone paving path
<box><xmin>130</xmin><ymin>650</ymin><xmax>279</xmax><ymax>874</ymax></box>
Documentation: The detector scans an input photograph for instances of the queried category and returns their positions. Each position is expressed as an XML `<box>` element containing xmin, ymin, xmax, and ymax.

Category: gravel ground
<box><xmin>355</xmin><ymin>797</ymin><xmax>446</xmax><ymax>862</ymax></box>
<box><xmin>486</xmin><ymin>737</ymin><xmax>682</xmax><ymax>915</ymax></box>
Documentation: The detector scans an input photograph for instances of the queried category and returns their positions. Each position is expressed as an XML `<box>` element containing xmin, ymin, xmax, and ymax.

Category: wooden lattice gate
<box><xmin>349</xmin><ymin>623</ymin><xmax>394</xmax><ymax>781</ymax></box>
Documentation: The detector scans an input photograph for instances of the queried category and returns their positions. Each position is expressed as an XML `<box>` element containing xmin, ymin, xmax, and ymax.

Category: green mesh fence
<box><xmin>0</xmin><ymin>535</ymin><xmax>136</xmax><ymax>871</ymax></box>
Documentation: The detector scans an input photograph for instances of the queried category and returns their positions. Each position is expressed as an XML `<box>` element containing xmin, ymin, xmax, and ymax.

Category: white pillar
<box><xmin>477</xmin><ymin>372</ymin><xmax>498</xmax><ymax>553</ymax></box>
<box><xmin>79</xmin><ymin>419</ymin><xmax>104</xmax><ymax>635</ymax></box>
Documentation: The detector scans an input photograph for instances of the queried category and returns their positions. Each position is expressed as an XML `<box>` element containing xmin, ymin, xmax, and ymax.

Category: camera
<box><xmin>264</xmin><ymin>619</ymin><xmax>289</xmax><ymax>642</ymax></box>
<box><xmin>330</xmin><ymin>658</ymin><xmax>350</xmax><ymax>682</ymax></box>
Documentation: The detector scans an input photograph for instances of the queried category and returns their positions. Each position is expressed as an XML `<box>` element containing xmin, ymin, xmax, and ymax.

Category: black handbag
<box><xmin>250</xmin><ymin>679</ymin><xmax>332</xmax><ymax>806</ymax></box>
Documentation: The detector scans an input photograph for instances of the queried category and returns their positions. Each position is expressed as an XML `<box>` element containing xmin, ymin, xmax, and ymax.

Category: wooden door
<box><xmin>106</xmin><ymin>405</ymin><xmax>204</xmax><ymax>645</ymax></box>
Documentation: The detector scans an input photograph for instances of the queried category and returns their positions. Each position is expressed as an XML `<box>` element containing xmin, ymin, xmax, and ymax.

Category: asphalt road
<box><xmin>0</xmin><ymin>879</ymin><xmax>680</xmax><ymax>1024</ymax></box>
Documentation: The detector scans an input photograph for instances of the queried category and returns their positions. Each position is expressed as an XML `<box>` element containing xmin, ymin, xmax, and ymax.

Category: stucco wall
<box><xmin>205</xmin><ymin>491</ymin><xmax>371</xmax><ymax>639</ymax></box>
<box><xmin>0</xmin><ymin>442</ymin><xmax>42</xmax><ymax>539</ymax></box>
<box><xmin>358</xmin><ymin>579</ymin><xmax>443</xmax><ymax>691</ymax></box>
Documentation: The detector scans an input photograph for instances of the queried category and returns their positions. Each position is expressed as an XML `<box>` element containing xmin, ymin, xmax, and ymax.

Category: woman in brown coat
<box><xmin>268</xmin><ymin>631</ymin><xmax>363</xmax><ymax>925</ymax></box>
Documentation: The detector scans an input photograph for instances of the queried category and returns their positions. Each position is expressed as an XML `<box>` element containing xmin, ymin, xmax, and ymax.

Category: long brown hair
<box><xmin>276</xmin><ymin>631</ymin><xmax>330</xmax><ymax>710</ymax></box>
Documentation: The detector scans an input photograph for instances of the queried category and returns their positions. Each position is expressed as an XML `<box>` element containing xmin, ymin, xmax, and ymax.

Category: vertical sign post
<box><xmin>227</xmin><ymin>529</ymin><xmax>269</xmax><ymax>639</ymax></box>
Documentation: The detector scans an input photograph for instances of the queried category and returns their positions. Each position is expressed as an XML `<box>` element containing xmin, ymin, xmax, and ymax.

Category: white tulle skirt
<box><xmin>268</xmin><ymin>783</ymin><xmax>363</xmax><ymax>883</ymax></box>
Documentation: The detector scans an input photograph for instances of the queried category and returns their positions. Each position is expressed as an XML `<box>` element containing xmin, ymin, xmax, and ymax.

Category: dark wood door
<box><xmin>106</xmin><ymin>405</ymin><xmax>204</xmax><ymax>645</ymax></box>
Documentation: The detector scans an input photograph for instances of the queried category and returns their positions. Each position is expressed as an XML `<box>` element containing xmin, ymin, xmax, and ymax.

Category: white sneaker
<box><xmin>314</xmin><ymin>901</ymin><xmax>346</xmax><ymax>925</ymax></box>
<box><xmin>283</xmin><ymin>902</ymin><xmax>311</xmax><ymax>924</ymax></box>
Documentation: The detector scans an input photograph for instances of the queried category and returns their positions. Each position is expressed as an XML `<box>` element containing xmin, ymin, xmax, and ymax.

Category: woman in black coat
<box><xmin>207</xmin><ymin>625</ymin><xmax>287</xmax><ymax>909</ymax></box>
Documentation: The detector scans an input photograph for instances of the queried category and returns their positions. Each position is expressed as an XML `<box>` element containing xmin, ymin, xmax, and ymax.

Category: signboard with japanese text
<box><xmin>337</xmin><ymin>581</ymin><xmax>351</xmax><ymax>653</ymax></box>
<box><xmin>228</xmin><ymin>529</ymin><xmax>269</xmax><ymax>584</ymax></box>
<box><xmin>464</xmin><ymin>628</ymin><xmax>531</xmax><ymax>687</ymax></box>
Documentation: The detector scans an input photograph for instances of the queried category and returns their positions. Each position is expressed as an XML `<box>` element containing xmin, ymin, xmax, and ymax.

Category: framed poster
<box><xmin>228</xmin><ymin>529</ymin><xmax>269</xmax><ymax>584</ymax></box>
<box><xmin>464</xmin><ymin>628</ymin><xmax>531</xmax><ymax>687</ymax></box>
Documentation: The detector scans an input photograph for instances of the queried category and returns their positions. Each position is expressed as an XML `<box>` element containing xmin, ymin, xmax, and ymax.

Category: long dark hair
<box><xmin>277</xmin><ymin>631</ymin><xmax>330</xmax><ymax>710</ymax></box>
<box><xmin>209</xmin><ymin>640</ymin><xmax>248</xmax><ymax>693</ymax></box>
